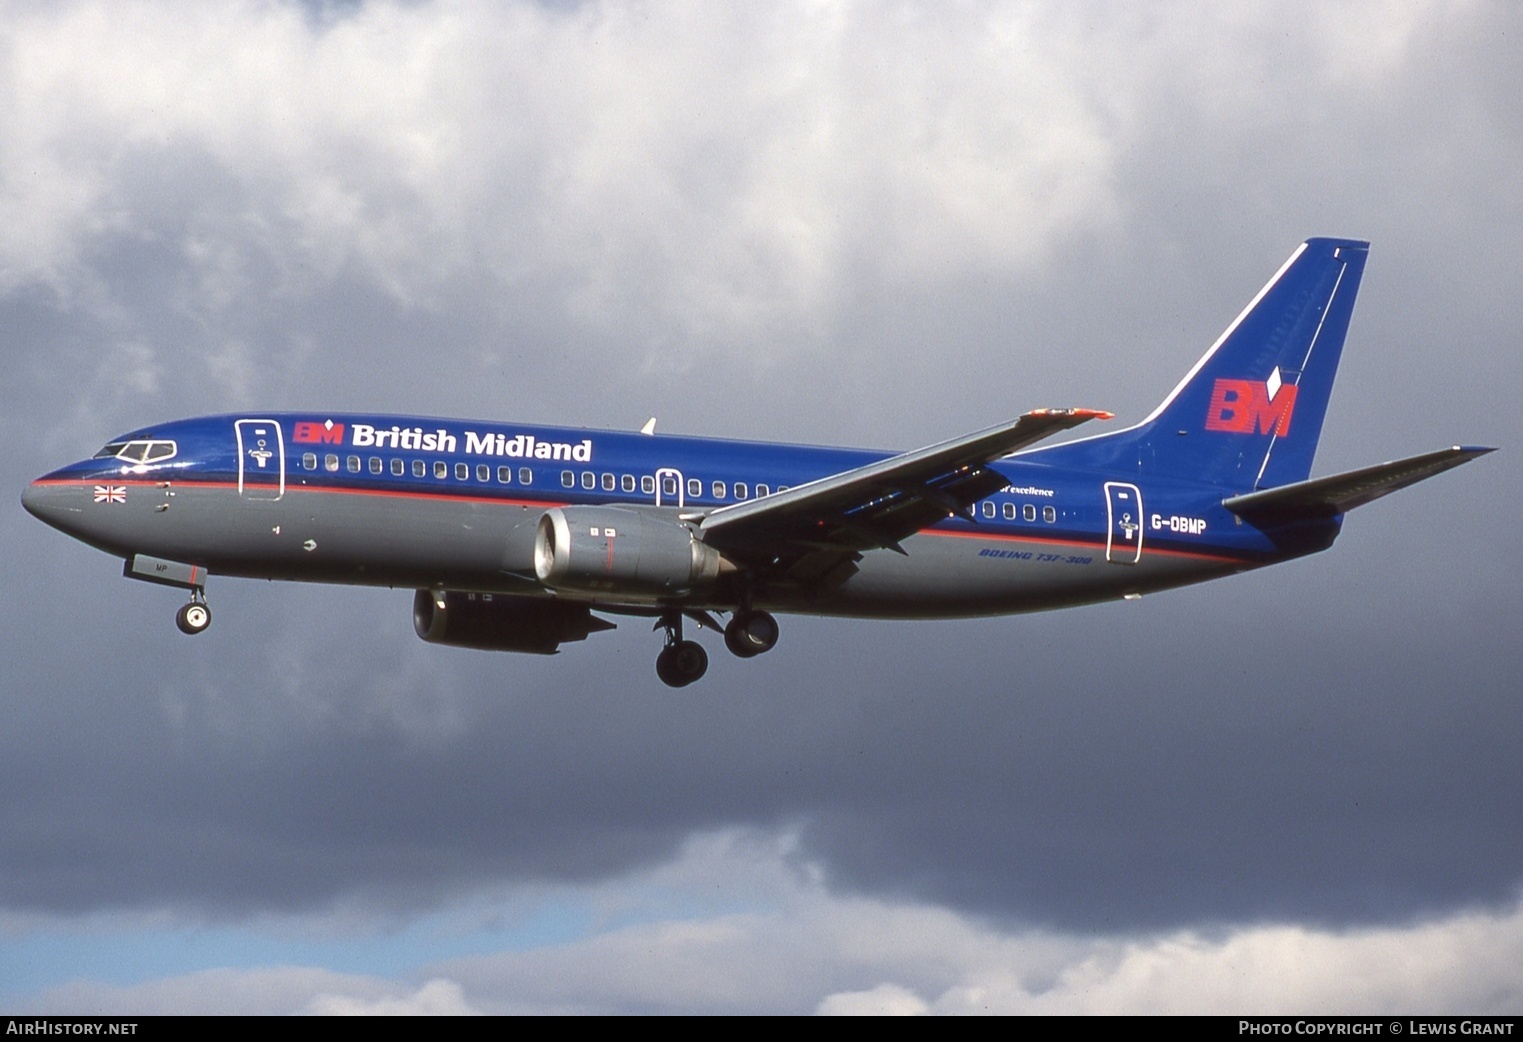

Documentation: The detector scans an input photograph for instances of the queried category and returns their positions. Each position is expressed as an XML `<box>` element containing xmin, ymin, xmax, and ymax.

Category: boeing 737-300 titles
<box><xmin>23</xmin><ymin>238</ymin><xmax>1493</xmax><ymax>686</ymax></box>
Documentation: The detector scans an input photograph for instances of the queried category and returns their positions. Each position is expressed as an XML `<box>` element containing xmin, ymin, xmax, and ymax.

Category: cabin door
<box><xmin>235</xmin><ymin>419</ymin><xmax>286</xmax><ymax>501</ymax></box>
<box><xmin>654</xmin><ymin>467</ymin><xmax>684</xmax><ymax>508</ymax></box>
<box><xmin>1104</xmin><ymin>481</ymin><xmax>1143</xmax><ymax>564</ymax></box>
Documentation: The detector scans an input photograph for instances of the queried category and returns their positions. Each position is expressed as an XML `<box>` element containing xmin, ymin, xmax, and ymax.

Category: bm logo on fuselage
<box><xmin>1204</xmin><ymin>371</ymin><xmax>1297</xmax><ymax>436</ymax></box>
<box><xmin>293</xmin><ymin>421</ymin><xmax>346</xmax><ymax>444</ymax></box>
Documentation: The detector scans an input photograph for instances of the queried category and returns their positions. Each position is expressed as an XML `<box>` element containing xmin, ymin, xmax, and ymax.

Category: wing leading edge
<box><xmin>697</xmin><ymin>408</ymin><xmax>1112</xmax><ymax>581</ymax></box>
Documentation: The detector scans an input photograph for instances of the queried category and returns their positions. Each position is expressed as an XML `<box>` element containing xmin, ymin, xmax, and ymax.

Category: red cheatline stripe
<box><xmin>32</xmin><ymin>477</ymin><xmax>566</xmax><ymax>510</ymax></box>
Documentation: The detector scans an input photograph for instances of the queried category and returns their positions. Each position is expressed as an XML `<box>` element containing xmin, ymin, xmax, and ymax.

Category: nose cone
<box><xmin>22</xmin><ymin>478</ymin><xmax>74</xmax><ymax>531</ymax></box>
<box><xmin>24</xmin><ymin>470</ymin><xmax>142</xmax><ymax>556</ymax></box>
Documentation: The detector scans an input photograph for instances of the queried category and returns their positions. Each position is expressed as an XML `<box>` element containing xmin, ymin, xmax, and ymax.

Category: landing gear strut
<box><xmin>724</xmin><ymin>610</ymin><xmax>779</xmax><ymax>658</ymax></box>
<box><xmin>175</xmin><ymin>588</ymin><xmax>211</xmax><ymax>635</ymax></box>
<box><xmin>651</xmin><ymin>607</ymin><xmax>780</xmax><ymax>686</ymax></box>
<box><xmin>655</xmin><ymin>612</ymin><xmax>708</xmax><ymax>688</ymax></box>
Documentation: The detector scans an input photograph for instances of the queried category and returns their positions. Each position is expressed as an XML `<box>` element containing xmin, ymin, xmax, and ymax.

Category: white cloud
<box><xmin>817</xmin><ymin>983</ymin><xmax>929</xmax><ymax>1016</ymax></box>
<box><xmin>17</xmin><ymin>830</ymin><xmax>1523</xmax><ymax>1014</ymax></box>
<box><xmin>0</xmin><ymin>2</ymin><xmax>1125</xmax><ymax>352</ymax></box>
<box><xmin>3</xmin><ymin>0</ymin><xmax>1504</xmax><ymax>423</ymax></box>
<box><xmin>307</xmin><ymin>978</ymin><xmax>478</xmax><ymax>1016</ymax></box>
<box><xmin>921</xmin><ymin>911</ymin><xmax>1523</xmax><ymax>1015</ymax></box>
<box><xmin>3</xmin><ymin>0</ymin><xmax>1491</xmax><ymax>383</ymax></box>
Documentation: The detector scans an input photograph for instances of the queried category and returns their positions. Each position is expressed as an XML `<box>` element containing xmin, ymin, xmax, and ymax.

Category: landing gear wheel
<box><xmin>176</xmin><ymin>601</ymin><xmax>211</xmax><ymax>635</ymax></box>
<box><xmin>656</xmin><ymin>640</ymin><xmax>708</xmax><ymax>687</ymax></box>
<box><xmin>724</xmin><ymin>610</ymin><xmax>779</xmax><ymax>658</ymax></box>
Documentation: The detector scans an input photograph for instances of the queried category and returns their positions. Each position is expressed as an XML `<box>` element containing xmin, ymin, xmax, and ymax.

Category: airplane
<box><xmin>22</xmin><ymin>238</ymin><xmax>1493</xmax><ymax>687</ymax></box>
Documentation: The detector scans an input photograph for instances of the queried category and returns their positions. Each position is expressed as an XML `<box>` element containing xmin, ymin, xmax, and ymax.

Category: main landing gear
<box><xmin>656</xmin><ymin>638</ymin><xmax>709</xmax><ymax>688</ymax></box>
<box><xmin>175</xmin><ymin>589</ymin><xmax>211</xmax><ymax>635</ymax></box>
<box><xmin>655</xmin><ymin>611</ymin><xmax>708</xmax><ymax>688</ymax></box>
<box><xmin>724</xmin><ymin>610</ymin><xmax>779</xmax><ymax>658</ymax></box>
<box><xmin>654</xmin><ymin>608</ymin><xmax>779</xmax><ymax>687</ymax></box>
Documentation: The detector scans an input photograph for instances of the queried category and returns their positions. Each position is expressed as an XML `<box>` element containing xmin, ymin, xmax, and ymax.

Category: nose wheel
<box><xmin>175</xmin><ymin>591</ymin><xmax>211</xmax><ymax>635</ymax></box>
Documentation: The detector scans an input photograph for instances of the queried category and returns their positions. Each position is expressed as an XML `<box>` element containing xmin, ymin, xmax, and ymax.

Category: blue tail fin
<box><xmin>1033</xmin><ymin>238</ymin><xmax>1369</xmax><ymax>491</ymax></box>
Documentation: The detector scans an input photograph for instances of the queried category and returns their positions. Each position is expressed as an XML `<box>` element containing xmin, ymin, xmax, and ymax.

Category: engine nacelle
<box><xmin>412</xmin><ymin>589</ymin><xmax>614</xmax><ymax>654</ymax></box>
<box><xmin>534</xmin><ymin>506</ymin><xmax>725</xmax><ymax>596</ymax></box>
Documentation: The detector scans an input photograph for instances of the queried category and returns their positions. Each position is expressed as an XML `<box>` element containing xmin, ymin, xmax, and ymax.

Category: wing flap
<box><xmin>1222</xmin><ymin>446</ymin><xmax>1494</xmax><ymax>520</ymax></box>
<box><xmin>699</xmin><ymin>408</ymin><xmax>1111</xmax><ymax>564</ymax></box>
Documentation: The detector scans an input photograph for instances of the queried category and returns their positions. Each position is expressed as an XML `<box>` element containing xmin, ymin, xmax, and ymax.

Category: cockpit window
<box><xmin>96</xmin><ymin>439</ymin><xmax>178</xmax><ymax>465</ymax></box>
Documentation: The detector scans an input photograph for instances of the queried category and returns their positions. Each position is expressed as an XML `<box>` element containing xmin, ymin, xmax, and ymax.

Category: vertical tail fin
<box><xmin>1034</xmin><ymin>238</ymin><xmax>1369</xmax><ymax>491</ymax></box>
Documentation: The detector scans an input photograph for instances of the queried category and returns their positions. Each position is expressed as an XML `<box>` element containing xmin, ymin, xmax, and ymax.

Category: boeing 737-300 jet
<box><xmin>23</xmin><ymin>238</ymin><xmax>1493</xmax><ymax>686</ymax></box>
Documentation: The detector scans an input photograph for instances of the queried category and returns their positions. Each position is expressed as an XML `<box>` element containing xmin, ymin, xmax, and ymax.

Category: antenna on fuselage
<box><xmin>640</xmin><ymin>417</ymin><xmax>657</xmax><ymax>435</ymax></box>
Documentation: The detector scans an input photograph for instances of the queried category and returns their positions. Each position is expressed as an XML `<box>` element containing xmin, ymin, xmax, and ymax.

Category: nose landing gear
<box><xmin>121</xmin><ymin>554</ymin><xmax>212</xmax><ymax>636</ymax></box>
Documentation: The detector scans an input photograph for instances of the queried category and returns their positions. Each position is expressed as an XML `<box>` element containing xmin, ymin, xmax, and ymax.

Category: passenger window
<box><xmin>687</xmin><ymin>478</ymin><xmax>701</xmax><ymax>498</ymax></box>
<box><xmin>392</xmin><ymin>458</ymin><xmax>404</xmax><ymax>476</ymax></box>
<box><xmin>1023</xmin><ymin>504</ymin><xmax>1036</xmax><ymax>522</ymax></box>
<box><xmin>982</xmin><ymin>501</ymin><xmax>995</xmax><ymax>518</ymax></box>
<box><xmin>302</xmin><ymin>453</ymin><xmax>317</xmax><ymax>470</ymax></box>
<box><xmin>642</xmin><ymin>475</ymin><xmax>656</xmax><ymax>494</ymax></box>
<box><xmin>661</xmin><ymin>474</ymin><xmax>678</xmax><ymax>497</ymax></box>
<box><xmin>476</xmin><ymin>465</ymin><xmax>489</xmax><ymax>482</ymax></box>
<box><xmin>778</xmin><ymin>486</ymin><xmax>789</xmax><ymax>493</ymax></box>
<box><xmin>1003</xmin><ymin>502</ymin><xmax>1016</xmax><ymax>520</ymax></box>
<box><xmin>413</xmin><ymin>460</ymin><xmax>426</xmax><ymax>478</ymax></box>
<box><xmin>519</xmin><ymin>467</ymin><xmax>533</xmax><ymax>485</ymax></box>
<box><xmin>369</xmin><ymin>457</ymin><xmax>382</xmax><ymax>474</ymax></box>
<box><xmin>562</xmin><ymin>470</ymin><xmax>575</xmax><ymax>488</ymax></box>
<box><xmin>734</xmin><ymin>482</ymin><xmax>748</xmax><ymax>500</ymax></box>
<box><xmin>581</xmin><ymin>472</ymin><xmax>595</xmax><ymax>490</ymax></box>
<box><xmin>434</xmin><ymin>461</ymin><xmax>447</xmax><ymax>479</ymax></box>
<box><xmin>756</xmin><ymin>484</ymin><xmax>770</xmax><ymax>497</ymax></box>
<box><xmin>602</xmin><ymin>473</ymin><xmax>615</xmax><ymax>491</ymax></box>
<box><xmin>1043</xmin><ymin>505</ymin><xmax>1056</xmax><ymax>523</ymax></box>
<box><xmin>498</xmin><ymin>466</ymin><xmax>513</xmax><ymax>484</ymax></box>
<box><xmin>621</xmin><ymin>474</ymin><xmax>635</xmax><ymax>493</ymax></box>
<box><xmin>455</xmin><ymin>462</ymin><xmax>469</xmax><ymax>480</ymax></box>
<box><xmin>347</xmin><ymin>456</ymin><xmax>360</xmax><ymax>473</ymax></box>
<box><xmin>712</xmin><ymin>480</ymin><xmax>726</xmax><ymax>499</ymax></box>
<box><xmin>325</xmin><ymin>454</ymin><xmax>339</xmax><ymax>472</ymax></box>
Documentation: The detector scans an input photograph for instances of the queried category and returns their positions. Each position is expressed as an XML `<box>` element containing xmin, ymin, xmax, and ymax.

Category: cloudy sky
<box><xmin>3</xmin><ymin>0</ymin><xmax>1520</xmax><ymax>1015</ymax></box>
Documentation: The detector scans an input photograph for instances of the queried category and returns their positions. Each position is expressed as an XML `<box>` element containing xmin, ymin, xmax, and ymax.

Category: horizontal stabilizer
<box><xmin>1222</xmin><ymin>446</ymin><xmax>1494</xmax><ymax>520</ymax></box>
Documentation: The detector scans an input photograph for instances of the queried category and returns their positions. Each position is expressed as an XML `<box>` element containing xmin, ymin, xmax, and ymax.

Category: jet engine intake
<box><xmin>534</xmin><ymin>506</ymin><xmax>726</xmax><ymax>595</ymax></box>
<box><xmin>412</xmin><ymin>589</ymin><xmax>613</xmax><ymax>654</ymax></box>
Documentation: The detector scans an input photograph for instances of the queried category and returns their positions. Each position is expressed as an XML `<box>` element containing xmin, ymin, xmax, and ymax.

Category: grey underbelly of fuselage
<box><xmin>115</xmin><ymin>484</ymin><xmax>1245</xmax><ymax>619</ymax></box>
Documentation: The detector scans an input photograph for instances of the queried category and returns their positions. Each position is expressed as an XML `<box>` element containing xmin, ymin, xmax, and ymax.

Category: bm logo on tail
<box><xmin>1205</xmin><ymin>367</ymin><xmax>1298</xmax><ymax>436</ymax></box>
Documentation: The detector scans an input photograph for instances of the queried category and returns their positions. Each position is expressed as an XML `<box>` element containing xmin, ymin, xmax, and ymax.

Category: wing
<box><xmin>697</xmin><ymin>408</ymin><xmax>1112</xmax><ymax>583</ymax></box>
<box><xmin>1222</xmin><ymin>446</ymin><xmax>1495</xmax><ymax>521</ymax></box>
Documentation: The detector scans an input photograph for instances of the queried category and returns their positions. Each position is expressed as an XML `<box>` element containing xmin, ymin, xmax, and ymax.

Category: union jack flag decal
<box><xmin>93</xmin><ymin>485</ymin><xmax>126</xmax><ymax>504</ymax></box>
